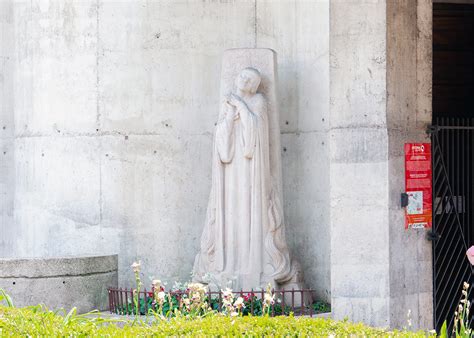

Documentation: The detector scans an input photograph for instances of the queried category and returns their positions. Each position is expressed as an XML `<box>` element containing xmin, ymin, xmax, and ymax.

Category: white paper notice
<box><xmin>407</xmin><ymin>191</ymin><xmax>423</xmax><ymax>215</ymax></box>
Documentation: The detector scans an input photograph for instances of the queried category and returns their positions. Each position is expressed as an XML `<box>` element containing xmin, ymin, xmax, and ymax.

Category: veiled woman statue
<box><xmin>193</xmin><ymin>49</ymin><xmax>304</xmax><ymax>292</ymax></box>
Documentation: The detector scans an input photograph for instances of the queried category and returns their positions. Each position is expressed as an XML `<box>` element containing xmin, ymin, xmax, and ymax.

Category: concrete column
<box><xmin>386</xmin><ymin>0</ymin><xmax>433</xmax><ymax>330</ymax></box>
<box><xmin>330</xmin><ymin>0</ymin><xmax>433</xmax><ymax>329</ymax></box>
<box><xmin>329</xmin><ymin>0</ymin><xmax>390</xmax><ymax>327</ymax></box>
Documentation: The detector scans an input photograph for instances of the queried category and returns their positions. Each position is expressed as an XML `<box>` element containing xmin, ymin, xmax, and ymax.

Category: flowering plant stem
<box><xmin>131</xmin><ymin>261</ymin><xmax>142</xmax><ymax>325</ymax></box>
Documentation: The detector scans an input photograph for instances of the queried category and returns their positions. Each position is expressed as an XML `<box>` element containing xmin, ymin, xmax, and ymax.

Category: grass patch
<box><xmin>0</xmin><ymin>305</ymin><xmax>433</xmax><ymax>337</ymax></box>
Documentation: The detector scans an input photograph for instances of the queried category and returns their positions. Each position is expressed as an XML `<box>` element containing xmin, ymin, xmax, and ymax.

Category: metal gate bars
<box><xmin>430</xmin><ymin>118</ymin><xmax>474</xmax><ymax>333</ymax></box>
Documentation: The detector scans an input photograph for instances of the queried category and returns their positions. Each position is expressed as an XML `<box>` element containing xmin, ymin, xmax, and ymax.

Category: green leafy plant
<box><xmin>313</xmin><ymin>300</ymin><xmax>331</xmax><ymax>314</ymax></box>
<box><xmin>439</xmin><ymin>281</ymin><xmax>472</xmax><ymax>338</ymax></box>
<box><xmin>0</xmin><ymin>288</ymin><xmax>13</xmax><ymax>308</ymax></box>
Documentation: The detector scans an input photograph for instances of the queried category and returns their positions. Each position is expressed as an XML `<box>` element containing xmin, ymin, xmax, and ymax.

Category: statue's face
<box><xmin>236</xmin><ymin>69</ymin><xmax>260</xmax><ymax>94</ymax></box>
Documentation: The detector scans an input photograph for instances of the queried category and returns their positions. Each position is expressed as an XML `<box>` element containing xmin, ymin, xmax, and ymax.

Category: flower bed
<box><xmin>108</xmin><ymin>287</ymin><xmax>328</xmax><ymax>317</ymax></box>
<box><xmin>119</xmin><ymin>261</ymin><xmax>330</xmax><ymax>319</ymax></box>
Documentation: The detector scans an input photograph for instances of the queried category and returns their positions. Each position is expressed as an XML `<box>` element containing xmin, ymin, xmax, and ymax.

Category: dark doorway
<box><xmin>432</xmin><ymin>2</ymin><xmax>474</xmax><ymax>333</ymax></box>
<box><xmin>433</xmin><ymin>3</ymin><xmax>474</xmax><ymax>119</ymax></box>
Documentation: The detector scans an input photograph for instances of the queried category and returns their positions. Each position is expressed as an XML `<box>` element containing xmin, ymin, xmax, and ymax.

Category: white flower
<box><xmin>191</xmin><ymin>292</ymin><xmax>201</xmax><ymax>302</ymax></box>
<box><xmin>264</xmin><ymin>293</ymin><xmax>275</xmax><ymax>305</ymax></box>
<box><xmin>464</xmin><ymin>282</ymin><xmax>470</xmax><ymax>289</ymax></box>
<box><xmin>234</xmin><ymin>297</ymin><xmax>245</xmax><ymax>309</ymax></box>
<box><xmin>131</xmin><ymin>261</ymin><xmax>141</xmax><ymax>273</ymax></box>
<box><xmin>222</xmin><ymin>288</ymin><xmax>233</xmax><ymax>297</ymax></box>
<box><xmin>188</xmin><ymin>282</ymin><xmax>207</xmax><ymax>294</ymax></box>
<box><xmin>157</xmin><ymin>291</ymin><xmax>166</xmax><ymax>302</ymax></box>
<box><xmin>222</xmin><ymin>288</ymin><xmax>234</xmax><ymax>303</ymax></box>
<box><xmin>230</xmin><ymin>311</ymin><xmax>238</xmax><ymax>317</ymax></box>
<box><xmin>152</xmin><ymin>279</ymin><xmax>161</xmax><ymax>288</ymax></box>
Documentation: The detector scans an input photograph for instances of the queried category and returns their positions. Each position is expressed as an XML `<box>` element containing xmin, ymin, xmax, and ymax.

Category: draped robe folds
<box><xmin>193</xmin><ymin>93</ymin><xmax>296</xmax><ymax>291</ymax></box>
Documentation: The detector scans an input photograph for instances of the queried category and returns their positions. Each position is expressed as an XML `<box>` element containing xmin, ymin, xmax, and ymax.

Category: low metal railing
<box><xmin>108</xmin><ymin>287</ymin><xmax>319</xmax><ymax>317</ymax></box>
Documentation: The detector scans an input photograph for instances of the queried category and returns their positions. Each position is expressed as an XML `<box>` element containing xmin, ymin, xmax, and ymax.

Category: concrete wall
<box><xmin>3</xmin><ymin>0</ymin><xmax>330</xmax><ymax>302</ymax></box>
<box><xmin>259</xmin><ymin>1</ymin><xmax>330</xmax><ymax>302</ymax></box>
<box><xmin>0</xmin><ymin>0</ymin><xmax>15</xmax><ymax>257</ymax></box>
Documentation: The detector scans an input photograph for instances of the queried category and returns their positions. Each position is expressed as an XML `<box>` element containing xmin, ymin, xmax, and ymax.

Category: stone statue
<box><xmin>193</xmin><ymin>49</ymin><xmax>305</xmax><ymax>294</ymax></box>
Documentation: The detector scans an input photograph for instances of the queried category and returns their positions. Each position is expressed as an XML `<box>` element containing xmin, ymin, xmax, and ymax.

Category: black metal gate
<box><xmin>431</xmin><ymin>118</ymin><xmax>474</xmax><ymax>333</ymax></box>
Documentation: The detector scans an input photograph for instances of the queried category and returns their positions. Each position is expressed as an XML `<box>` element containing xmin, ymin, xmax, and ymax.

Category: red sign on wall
<box><xmin>405</xmin><ymin>143</ymin><xmax>432</xmax><ymax>229</ymax></box>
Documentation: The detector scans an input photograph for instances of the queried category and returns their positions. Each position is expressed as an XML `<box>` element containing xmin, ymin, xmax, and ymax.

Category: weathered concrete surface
<box><xmin>0</xmin><ymin>0</ymin><xmax>15</xmax><ymax>257</ymax></box>
<box><xmin>2</xmin><ymin>0</ymin><xmax>437</xmax><ymax>329</ymax></box>
<box><xmin>4</xmin><ymin>0</ymin><xmax>330</xmax><ymax>303</ymax></box>
<box><xmin>330</xmin><ymin>0</ymin><xmax>390</xmax><ymax>328</ymax></box>
<box><xmin>0</xmin><ymin>255</ymin><xmax>118</xmax><ymax>313</ymax></box>
<box><xmin>257</xmin><ymin>0</ymin><xmax>330</xmax><ymax>301</ymax></box>
<box><xmin>387</xmin><ymin>0</ymin><xmax>433</xmax><ymax>330</ymax></box>
<box><xmin>330</xmin><ymin>0</ymin><xmax>433</xmax><ymax>329</ymax></box>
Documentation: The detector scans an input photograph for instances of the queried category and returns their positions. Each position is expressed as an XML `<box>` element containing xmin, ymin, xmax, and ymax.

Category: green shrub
<box><xmin>0</xmin><ymin>304</ymin><xmax>433</xmax><ymax>337</ymax></box>
<box><xmin>0</xmin><ymin>286</ymin><xmax>433</xmax><ymax>337</ymax></box>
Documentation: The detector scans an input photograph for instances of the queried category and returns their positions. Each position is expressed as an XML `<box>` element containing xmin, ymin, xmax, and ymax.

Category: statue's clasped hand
<box><xmin>225</xmin><ymin>93</ymin><xmax>244</xmax><ymax>121</ymax></box>
<box><xmin>226</xmin><ymin>94</ymin><xmax>246</xmax><ymax>108</ymax></box>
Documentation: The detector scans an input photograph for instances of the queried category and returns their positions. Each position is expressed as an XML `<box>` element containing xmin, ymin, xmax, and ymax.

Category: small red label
<box><xmin>405</xmin><ymin>143</ymin><xmax>432</xmax><ymax>229</ymax></box>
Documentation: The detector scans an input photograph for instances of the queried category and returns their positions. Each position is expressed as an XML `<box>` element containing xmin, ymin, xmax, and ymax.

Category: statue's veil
<box><xmin>219</xmin><ymin>48</ymin><xmax>284</xmax><ymax>206</ymax></box>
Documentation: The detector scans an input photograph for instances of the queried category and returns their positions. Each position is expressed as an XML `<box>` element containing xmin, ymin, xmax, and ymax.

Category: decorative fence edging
<box><xmin>108</xmin><ymin>287</ymin><xmax>320</xmax><ymax>317</ymax></box>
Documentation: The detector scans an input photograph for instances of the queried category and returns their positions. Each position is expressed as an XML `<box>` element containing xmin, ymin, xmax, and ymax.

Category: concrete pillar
<box><xmin>386</xmin><ymin>0</ymin><xmax>433</xmax><ymax>330</ymax></box>
<box><xmin>330</xmin><ymin>0</ymin><xmax>433</xmax><ymax>329</ymax></box>
<box><xmin>329</xmin><ymin>0</ymin><xmax>390</xmax><ymax>327</ymax></box>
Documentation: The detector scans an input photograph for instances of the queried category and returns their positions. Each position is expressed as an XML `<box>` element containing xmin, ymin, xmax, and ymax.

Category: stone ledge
<box><xmin>0</xmin><ymin>255</ymin><xmax>118</xmax><ymax>278</ymax></box>
<box><xmin>0</xmin><ymin>255</ymin><xmax>118</xmax><ymax>313</ymax></box>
